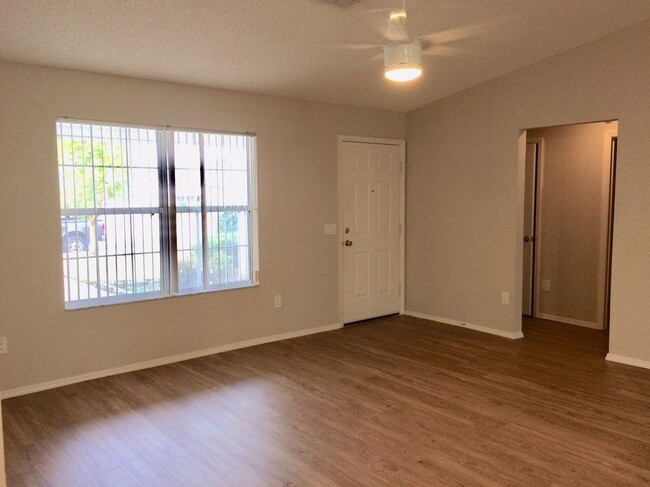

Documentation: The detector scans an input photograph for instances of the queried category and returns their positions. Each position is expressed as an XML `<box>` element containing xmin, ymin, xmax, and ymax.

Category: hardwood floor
<box><xmin>3</xmin><ymin>316</ymin><xmax>650</xmax><ymax>486</ymax></box>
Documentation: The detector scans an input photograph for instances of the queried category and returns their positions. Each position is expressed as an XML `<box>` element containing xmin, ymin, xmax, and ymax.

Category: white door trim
<box><xmin>527</xmin><ymin>137</ymin><xmax>544</xmax><ymax>319</ymax></box>
<box><xmin>599</xmin><ymin>129</ymin><xmax>618</xmax><ymax>330</ymax></box>
<box><xmin>338</xmin><ymin>135</ymin><xmax>406</xmax><ymax>324</ymax></box>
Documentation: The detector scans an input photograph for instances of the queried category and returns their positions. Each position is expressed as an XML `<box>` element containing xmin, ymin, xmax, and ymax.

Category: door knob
<box><xmin>523</xmin><ymin>236</ymin><xmax>531</xmax><ymax>242</ymax></box>
<box><xmin>344</xmin><ymin>240</ymin><xmax>353</xmax><ymax>247</ymax></box>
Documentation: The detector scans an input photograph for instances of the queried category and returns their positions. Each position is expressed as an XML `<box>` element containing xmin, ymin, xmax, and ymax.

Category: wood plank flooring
<box><xmin>3</xmin><ymin>316</ymin><xmax>650</xmax><ymax>486</ymax></box>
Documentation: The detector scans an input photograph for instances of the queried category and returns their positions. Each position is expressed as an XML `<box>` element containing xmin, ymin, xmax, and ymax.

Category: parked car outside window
<box><xmin>61</xmin><ymin>217</ymin><xmax>105</xmax><ymax>253</ymax></box>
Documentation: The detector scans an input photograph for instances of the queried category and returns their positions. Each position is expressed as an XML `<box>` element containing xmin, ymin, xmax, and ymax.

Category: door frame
<box><xmin>601</xmin><ymin>130</ymin><xmax>618</xmax><ymax>330</ymax></box>
<box><xmin>522</xmin><ymin>139</ymin><xmax>542</xmax><ymax>316</ymax></box>
<box><xmin>527</xmin><ymin>137</ymin><xmax>545</xmax><ymax>319</ymax></box>
<box><xmin>524</xmin><ymin>128</ymin><xmax>617</xmax><ymax>329</ymax></box>
<box><xmin>337</xmin><ymin>135</ymin><xmax>406</xmax><ymax>325</ymax></box>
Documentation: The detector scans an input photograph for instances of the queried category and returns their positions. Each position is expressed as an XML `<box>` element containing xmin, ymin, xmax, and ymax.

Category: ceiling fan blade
<box><xmin>317</xmin><ymin>43</ymin><xmax>382</xmax><ymax>51</ymax></box>
<box><xmin>359</xmin><ymin>8</ymin><xmax>410</xmax><ymax>43</ymax></box>
<box><xmin>349</xmin><ymin>52</ymin><xmax>385</xmax><ymax>68</ymax></box>
<box><xmin>386</xmin><ymin>10</ymin><xmax>410</xmax><ymax>43</ymax></box>
<box><xmin>419</xmin><ymin>16</ymin><xmax>520</xmax><ymax>45</ymax></box>
<box><xmin>420</xmin><ymin>42</ymin><xmax>466</xmax><ymax>57</ymax></box>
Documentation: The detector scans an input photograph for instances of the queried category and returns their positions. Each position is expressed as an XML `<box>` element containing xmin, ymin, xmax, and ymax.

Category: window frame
<box><xmin>58</xmin><ymin>118</ymin><xmax>260</xmax><ymax>310</ymax></box>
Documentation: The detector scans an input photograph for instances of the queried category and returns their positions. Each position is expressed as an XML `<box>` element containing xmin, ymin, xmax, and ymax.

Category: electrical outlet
<box><xmin>0</xmin><ymin>336</ymin><xmax>8</xmax><ymax>355</ymax></box>
<box><xmin>274</xmin><ymin>295</ymin><xmax>282</xmax><ymax>308</ymax></box>
<box><xmin>501</xmin><ymin>292</ymin><xmax>510</xmax><ymax>305</ymax></box>
<box><xmin>542</xmin><ymin>280</ymin><xmax>551</xmax><ymax>292</ymax></box>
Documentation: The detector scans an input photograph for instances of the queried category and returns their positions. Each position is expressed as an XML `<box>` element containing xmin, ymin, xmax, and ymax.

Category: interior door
<box><xmin>522</xmin><ymin>141</ymin><xmax>539</xmax><ymax>316</ymax></box>
<box><xmin>341</xmin><ymin>140</ymin><xmax>401</xmax><ymax>324</ymax></box>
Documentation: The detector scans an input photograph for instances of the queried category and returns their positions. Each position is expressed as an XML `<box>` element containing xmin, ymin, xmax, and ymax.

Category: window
<box><xmin>57</xmin><ymin>120</ymin><xmax>258</xmax><ymax>309</ymax></box>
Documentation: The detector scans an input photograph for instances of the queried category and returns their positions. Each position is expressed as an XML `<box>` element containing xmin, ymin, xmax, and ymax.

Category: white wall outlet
<box><xmin>0</xmin><ymin>336</ymin><xmax>8</xmax><ymax>355</ymax></box>
<box><xmin>501</xmin><ymin>292</ymin><xmax>510</xmax><ymax>305</ymax></box>
<box><xmin>274</xmin><ymin>295</ymin><xmax>282</xmax><ymax>308</ymax></box>
<box><xmin>324</xmin><ymin>223</ymin><xmax>337</xmax><ymax>236</ymax></box>
<box><xmin>542</xmin><ymin>279</ymin><xmax>551</xmax><ymax>292</ymax></box>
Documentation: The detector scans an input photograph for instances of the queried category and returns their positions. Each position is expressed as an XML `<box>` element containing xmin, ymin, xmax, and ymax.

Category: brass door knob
<box><xmin>344</xmin><ymin>240</ymin><xmax>353</xmax><ymax>247</ymax></box>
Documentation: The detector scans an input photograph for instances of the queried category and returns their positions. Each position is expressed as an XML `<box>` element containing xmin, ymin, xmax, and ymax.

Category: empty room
<box><xmin>0</xmin><ymin>1</ymin><xmax>648</xmax><ymax>486</ymax></box>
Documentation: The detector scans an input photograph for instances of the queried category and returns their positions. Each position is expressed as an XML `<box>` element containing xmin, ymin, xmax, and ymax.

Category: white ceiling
<box><xmin>1</xmin><ymin>0</ymin><xmax>649</xmax><ymax>113</ymax></box>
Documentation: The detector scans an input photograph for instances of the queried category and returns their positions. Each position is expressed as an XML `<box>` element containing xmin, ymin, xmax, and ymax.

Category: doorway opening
<box><xmin>521</xmin><ymin>120</ymin><xmax>618</xmax><ymax>331</ymax></box>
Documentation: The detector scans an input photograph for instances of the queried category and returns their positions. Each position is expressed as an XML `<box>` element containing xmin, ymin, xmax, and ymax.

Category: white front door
<box><xmin>340</xmin><ymin>140</ymin><xmax>402</xmax><ymax>323</ymax></box>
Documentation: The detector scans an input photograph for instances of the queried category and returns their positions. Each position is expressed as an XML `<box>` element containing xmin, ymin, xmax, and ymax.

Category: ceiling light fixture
<box><xmin>383</xmin><ymin>42</ymin><xmax>423</xmax><ymax>82</ymax></box>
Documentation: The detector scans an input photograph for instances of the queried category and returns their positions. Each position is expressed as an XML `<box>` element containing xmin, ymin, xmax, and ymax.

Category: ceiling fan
<box><xmin>380</xmin><ymin>4</ymin><xmax>424</xmax><ymax>82</ymax></box>
<box><xmin>327</xmin><ymin>0</ymin><xmax>517</xmax><ymax>83</ymax></box>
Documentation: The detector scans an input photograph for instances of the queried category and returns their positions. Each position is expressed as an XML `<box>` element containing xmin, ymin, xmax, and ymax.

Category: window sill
<box><xmin>64</xmin><ymin>281</ymin><xmax>260</xmax><ymax>311</ymax></box>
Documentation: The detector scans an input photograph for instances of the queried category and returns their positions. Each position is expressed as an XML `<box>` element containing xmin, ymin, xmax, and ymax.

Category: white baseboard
<box><xmin>1</xmin><ymin>323</ymin><xmax>343</xmax><ymax>399</ymax></box>
<box><xmin>606</xmin><ymin>353</ymin><xmax>650</xmax><ymax>370</ymax></box>
<box><xmin>535</xmin><ymin>313</ymin><xmax>602</xmax><ymax>330</ymax></box>
<box><xmin>405</xmin><ymin>311</ymin><xmax>524</xmax><ymax>340</ymax></box>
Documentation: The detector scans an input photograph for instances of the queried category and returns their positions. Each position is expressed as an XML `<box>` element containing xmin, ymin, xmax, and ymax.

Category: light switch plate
<box><xmin>324</xmin><ymin>224</ymin><xmax>337</xmax><ymax>235</ymax></box>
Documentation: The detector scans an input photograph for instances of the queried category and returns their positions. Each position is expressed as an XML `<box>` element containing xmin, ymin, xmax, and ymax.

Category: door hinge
<box><xmin>399</xmin><ymin>223</ymin><xmax>403</xmax><ymax>235</ymax></box>
<box><xmin>398</xmin><ymin>284</ymin><xmax>402</xmax><ymax>296</ymax></box>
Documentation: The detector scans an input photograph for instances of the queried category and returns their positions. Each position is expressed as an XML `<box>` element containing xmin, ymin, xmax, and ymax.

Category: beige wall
<box><xmin>406</xmin><ymin>21</ymin><xmax>650</xmax><ymax>363</ymax></box>
<box><xmin>0</xmin><ymin>62</ymin><xmax>405</xmax><ymax>392</ymax></box>
<box><xmin>528</xmin><ymin>122</ymin><xmax>616</xmax><ymax>328</ymax></box>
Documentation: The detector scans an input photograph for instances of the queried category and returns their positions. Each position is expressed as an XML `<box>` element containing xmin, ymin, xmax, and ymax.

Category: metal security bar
<box><xmin>172</xmin><ymin>131</ymin><xmax>254</xmax><ymax>293</ymax></box>
<box><xmin>56</xmin><ymin>120</ymin><xmax>256</xmax><ymax>309</ymax></box>
<box><xmin>57</xmin><ymin>121</ymin><xmax>163</xmax><ymax>308</ymax></box>
<box><xmin>203</xmin><ymin>133</ymin><xmax>253</xmax><ymax>289</ymax></box>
